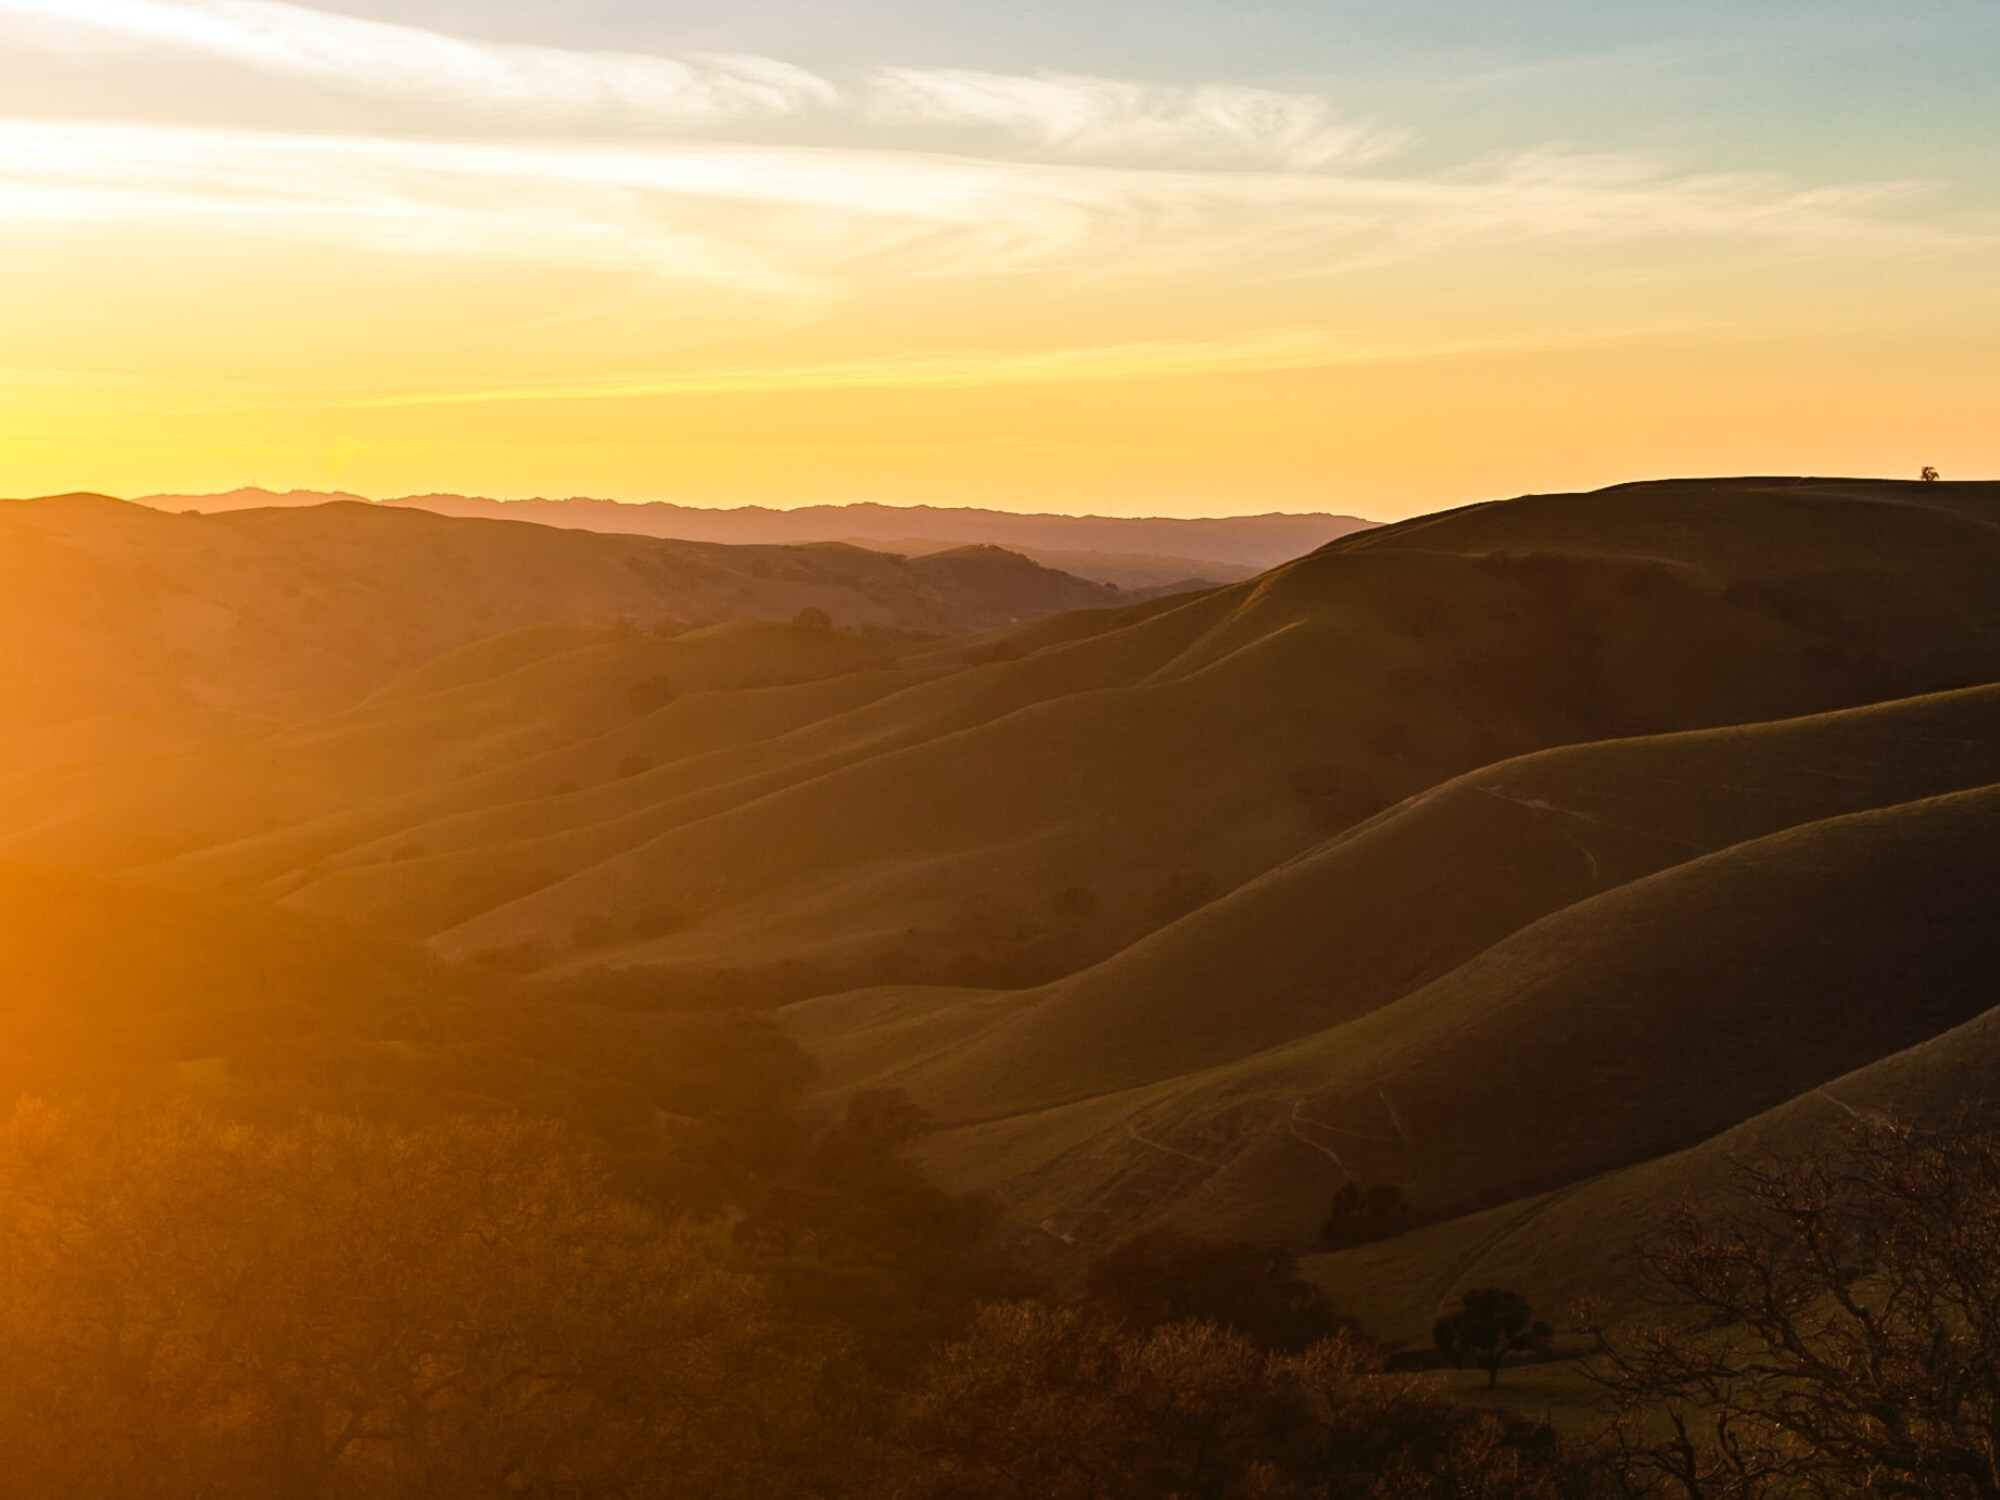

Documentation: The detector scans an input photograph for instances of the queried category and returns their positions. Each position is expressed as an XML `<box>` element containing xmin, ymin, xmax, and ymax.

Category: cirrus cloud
<box><xmin>863</xmin><ymin>68</ymin><xmax>1409</xmax><ymax>171</ymax></box>
<box><xmin>0</xmin><ymin>0</ymin><xmax>841</xmax><ymax>127</ymax></box>
<box><xmin>0</xmin><ymin>119</ymin><xmax>1943</xmax><ymax>288</ymax></box>
<box><xmin>0</xmin><ymin>0</ymin><xmax>1409</xmax><ymax>172</ymax></box>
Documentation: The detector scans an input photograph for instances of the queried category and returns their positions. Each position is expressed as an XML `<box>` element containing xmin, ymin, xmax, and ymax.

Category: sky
<box><xmin>0</xmin><ymin>1</ymin><xmax>1995</xmax><ymax>518</ymax></box>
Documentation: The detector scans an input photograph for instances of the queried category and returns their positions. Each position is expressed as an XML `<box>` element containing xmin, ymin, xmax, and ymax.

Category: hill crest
<box><xmin>130</xmin><ymin>489</ymin><xmax>1376</xmax><ymax>577</ymax></box>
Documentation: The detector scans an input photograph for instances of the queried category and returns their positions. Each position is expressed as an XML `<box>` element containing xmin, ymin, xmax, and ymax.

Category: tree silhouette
<box><xmin>1432</xmin><ymin>1288</ymin><xmax>1553</xmax><ymax>1387</ymax></box>
<box><xmin>1588</xmin><ymin>1117</ymin><xmax>2000</xmax><ymax>1499</ymax></box>
<box><xmin>1922</xmin><ymin>466</ymin><xmax>1941</xmax><ymax>482</ymax></box>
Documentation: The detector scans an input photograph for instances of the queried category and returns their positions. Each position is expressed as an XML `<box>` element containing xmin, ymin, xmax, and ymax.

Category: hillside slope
<box><xmin>0</xmin><ymin>860</ymin><xmax>469</xmax><ymax>1099</ymax></box>
<box><xmin>6</xmin><ymin>476</ymin><xmax>1999</xmax><ymax>1280</ymax></box>
<box><xmin>862</xmin><ymin>781</ymin><xmax>2000</xmax><ymax>1254</ymax></box>
<box><xmin>0</xmin><ymin>862</ymin><xmax>792</xmax><ymax>1202</ymax></box>
<box><xmin>420</xmin><ymin>478</ymin><xmax>2000</xmax><ymax>986</ymax></box>
<box><xmin>789</xmin><ymin>682</ymin><xmax>2000</xmax><ymax>1115</ymax></box>
<box><xmin>1305</xmin><ymin>991</ymin><xmax>2000</xmax><ymax>1346</ymax></box>
<box><xmin>0</xmin><ymin>495</ymin><xmax>1129</xmax><ymax>774</ymax></box>
<box><xmin>140</xmin><ymin>488</ymin><xmax>1374</xmax><ymax>572</ymax></box>
<box><xmin>8</xmin><ymin>480</ymin><xmax>1998</xmax><ymax>1006</ymax></box>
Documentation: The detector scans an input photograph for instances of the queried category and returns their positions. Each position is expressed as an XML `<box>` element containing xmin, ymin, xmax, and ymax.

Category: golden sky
<box><xmin>2</xmin><ymin>0</ymin><xmax>1996</xmax><ymax>517</ymax></box>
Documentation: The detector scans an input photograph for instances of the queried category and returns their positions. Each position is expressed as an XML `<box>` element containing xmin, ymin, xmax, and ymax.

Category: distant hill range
<box><xmin>10</xmin><ymin>474</ymin><xmax>2000</xmax><ymax>1348</ymax></box>
<box><xmin>0</xmin><ymin>493</ymin><xmax>1169</xmax><ymax>774</ymax></box>
<box><xmin>136</xmin><ymin>489</ymin><xmax>1377</xmax><ymax>589</ymax></box>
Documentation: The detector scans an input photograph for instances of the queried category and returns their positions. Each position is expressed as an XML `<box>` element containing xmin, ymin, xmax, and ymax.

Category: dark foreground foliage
<box><xmin>0</xmin><ymin>1100</ymin><xmax>1586</xmax><ymax>1500</ymax></box>
<box><xmin>12</xmin><ymin>1086</ymin><xmax>2000</xmax><ymax>1498</ymax></box>
<box><xmin>1085</xmin><ymin>1230</ymin><xmax>1354</xmax><ymax>1351</ymax></box>
<box><xmin>900</xmin><ymin>1301</ymin><xmax>1579</xmax><ymax>1500</ymax></box>
<box><xmin>0</xmin><ymin>1104</ymin><xmax>865</xmax><ymax>1499</ymax></box>
<box><xmin>1588</xmin><ymin>1116</ymin><xmax>2000</xmax><ymax>1500</ymax></box>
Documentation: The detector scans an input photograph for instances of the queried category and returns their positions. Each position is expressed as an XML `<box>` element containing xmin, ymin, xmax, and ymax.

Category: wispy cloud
<box><xmin>0</xmin><ymin>0</ymin><xmax>839</xmax><ymax>126</ymax></box>
<box><xmin>0</xmin><ymin>0</ymin><xmax>1969</xmax><ymax>425</ymax></box>
<box><xmin>0</xmin><ymin>120</ymin><xmax>1943</xmax><ymax>281</ymax></box>
<box><xmin>0</xmin><ymin>0</ymin><xmax>1409</xmax><ymax>172</ymax></box>
<box><xmin>0</xmin><ymin>0</ymin><xmax>1949</xmax><ymax>256</ymax></box>
<box><xmin>862</xmin><ymin>69</ymin><xmax>1407</xmax><ymax>171</ymax></box>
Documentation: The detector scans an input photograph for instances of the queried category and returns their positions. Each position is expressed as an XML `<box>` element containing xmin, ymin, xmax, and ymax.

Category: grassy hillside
<box><xmin>0</xmin><ymin>861</ymin><xmax>805</xmax><ymax>1205</ymax></box>
<box><xmin>6</xmin><ymin>475</ymin><xmax>1999</xmax><ymax>1299</ymax></box>
<box><xmin>0</xmin><ymin>494</ymin><xmax>1130</xmax><ymax>774</ymax></box>
<box><xmin>1305</xmin><ymin>992</ymin><xmax>2000</xmax><ymax>1348</ymax></box>
<box><xmin>857</xmin><ymin>781</ymin><xmax>2000</xmax><ymax>1262</ymax></box>
<box><xmin>847</xmin><ymin>538</ymin><xmax>1262</xmax><ymax>590</ymax></box>
<box><xmin>397</xmin><ymin>480</ymin><xmax>2000</xmax><ymax>981</ymax></box>
<box><xmin>9</xmin><ymin>480</ymin><xmax>1999</xmax><ymax>996</ymax></box>
<box><xmin>0</xmin><ymin>619</ymin><xmax>927</xmax><ymax>873</ymax></box>
<box><xmin>1217</xmin><ymin>783</ymin><xmax>1984</xmax><ymax>1204</ymax></box>
<box><xmin>789</xmin><ymin>683</ymin><xmax>2000</xmax><ymax>1114</ymax></box>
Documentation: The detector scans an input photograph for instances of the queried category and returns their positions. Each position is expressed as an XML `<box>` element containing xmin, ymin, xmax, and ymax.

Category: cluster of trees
<box><xmin>1085</xmin><ymin>1230</ymin><xmax>1353</xmax><ymax>1351</ymax></box>
<box><xmin>731</xmin><ymin>1087</ymin><xmax>1041</xmax><ymax>1373</ymax></box>
<box><xmin>0</xmin><ymin>1103</ymin><xmax>860</xmax><ymax>1499</ymax></box>
<box><xmin>0</xmin><ymin>1099</ymin><xmax>1575</xmax><ymax>1499</ymax></box>
<box><xmin>6</xmin><ymin>1032</ymin><xmax>1998</xmax><ymax>1500</ymax></box>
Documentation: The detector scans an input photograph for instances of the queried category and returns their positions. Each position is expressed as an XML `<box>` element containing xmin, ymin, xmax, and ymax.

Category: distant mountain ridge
<box><xmin>0</xmin><ymin>493</ymin><xmax>1146</xmax><ymax>775</ymax></box>
<box><xmin>135</xmin><ymin>489</ymin><xmax>1376</xmax><ymax>578</ymax></box>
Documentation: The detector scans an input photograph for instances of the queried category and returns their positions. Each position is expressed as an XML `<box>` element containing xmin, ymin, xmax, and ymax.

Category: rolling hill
<box><xmin>138</xmin><ymin>488</ymin><xmax>1375</xmax><ymax>578</ymax></box>
<box><xmin>6</xmin><ymin>474</ymin><xmax>2000</xmax><ymax>1310</ymax></box>
<box><xmin>847</xmin><ymin>779</ymin><xmax>2000</xmax><ymax>1249</ymax></box>
<box><xmin>1304</xmin><ymin>977</ymin><xmax>2000</xmax><ymax>1346</ymax></box>
<box><xmin>788</xmin><ymin>683</ymin><xmax>2000</xmax><ymax>1119</ymax></box>
<box><xmin>0</xmin><ymin>493</ymin><xmax>1137</xmax><ymax>774</ymax></box>
<box><xmin>277</xmin><ymin>478</ymin><xmax>2000</xmax><ymax>989</ymax></box>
